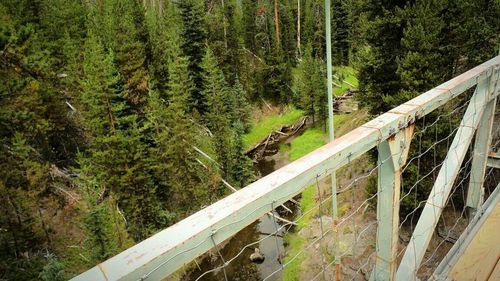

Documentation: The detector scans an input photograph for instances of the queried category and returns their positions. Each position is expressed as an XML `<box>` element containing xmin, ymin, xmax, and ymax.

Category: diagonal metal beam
<box><xmin>395</xmin><ymin>77</ymin><xmax>491</xmax><ymax>281</ymax></box>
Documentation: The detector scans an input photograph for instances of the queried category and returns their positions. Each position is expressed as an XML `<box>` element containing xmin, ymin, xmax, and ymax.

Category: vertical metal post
<box><xmin>467</xmin><ymin>70</ymin><xmax>498</xmax><ymax>215</ymax></box>
<box><xmin>371</xmin><ymin>126</ymin><xmax>414</xmax><ymax>281</ymax></box>
<box><xmin>325</xmin><ymin>0</ymin><xmax>340</xmax><ymax>279</ymax></box>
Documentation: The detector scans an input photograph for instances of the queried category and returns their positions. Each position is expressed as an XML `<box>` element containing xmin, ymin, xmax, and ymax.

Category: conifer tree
<box><xmin>332</xmin><ymin>0</ymin><xmax>350</xmax><ymax>65</ymax></box>
<box><xmin>100</xmin><ymin>0</ymin><xmax>150</xmax><ymax>111</ymax></box>
<box><xmin>201</xmin><ymin>48</ymin><xmax>234</xmax><ymax>186</ymax></box>
<box><xmin>147</xmin><ymin>49</ymin><xmax>212</xmax><ymax>215</ymax></box>
<box><xmin>241</xmin><ymin>0</ymin><xmax>258</xmax><ymax>52</ymax></box>
<box><xmin>76</xmin><ymin>158</ymin><xmax>123</xmax><ymax>264</ymax></box>
<box><xmin>358</xmin><ymin>1</ymin><xmax>406</xmax><ymax>113</ymax></box>
<box><xmin>178</xmin><ymin>0</ymin><xmax>207</xmax><ymax>113</ymax></box>
<box><xmin>294</xmin><ymin>44</ymin><xmax>326</xmax><ymax>126</ymax></box>
<box><xmin>80</xmin><ymin>27</ymin><xmax>166</xmax><ymax>240</ymax></box>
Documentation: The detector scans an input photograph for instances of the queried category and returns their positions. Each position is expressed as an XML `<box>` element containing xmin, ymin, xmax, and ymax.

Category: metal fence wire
<box><xmin>72</xmin><ymin>56</ymin><xmax>500</xmax><ymax>281</ymax></box>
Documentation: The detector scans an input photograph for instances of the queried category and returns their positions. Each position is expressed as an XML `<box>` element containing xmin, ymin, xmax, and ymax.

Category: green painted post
<box><xmin>467</xmin><ymin>73</ymin><xmax>498</xmax><ymax>214</ymax></box>
<box><xmin>466</xmin><ymin>100</ymin><xmax>496</xmax><ymax>211</ymax></box>
<box><xmin>371</xmin><ymin>126</ymin><xmax>414</xmax><ymax>281</ymax></box>
<box><xmin>324</xmin><ymin>0</ymin><xmax>340</xmax><ymax>278</ymax></box>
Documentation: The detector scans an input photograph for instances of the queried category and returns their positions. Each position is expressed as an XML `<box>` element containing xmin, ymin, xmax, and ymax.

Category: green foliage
<box><xmin>98</xmin><ymin>0</ymin><xmax>150</xmax><ymax>110</ymax></box>
<box><xmin>178</xmin><ymin>0</ymin><xmax>207</xmax><ymax>113</ymax></box>
<box><xmin>243</xmin><ymin>107</ymin><xmax>304</xmax><ymax>149</ymax></box>
<box><xmin>39</xmin><ymin>254</ymin><xmax>65</xmax><ymax>281</ymax></box>
<box><xmin>293</xmin><ymin>44</ymin><xmax>327</xmax><ymax>126</ymax></box>
<box><xmin>332</xmin><ymin>0</ymin><xmax>351</xmax><ymax>65</ymax></box>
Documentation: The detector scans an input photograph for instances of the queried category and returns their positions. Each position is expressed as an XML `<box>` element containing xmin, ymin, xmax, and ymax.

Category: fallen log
<box><xmin>245</xmin><ymin>116</ymin><xmax>309</xmax><ymax>158</ymax></box>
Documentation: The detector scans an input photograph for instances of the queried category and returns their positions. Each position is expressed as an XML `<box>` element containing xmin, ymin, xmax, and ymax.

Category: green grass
<box><xmin>288</xmin><ymin>128</ymin><xmax>327</xmax><ymax>161</ymax></box>
<box><xmin>283</xmin><ymin>184</ymin><xmax>316</xmax><ymax>281</ymax></box>
<box><xmin>243</xmin><ymin>107</ymin><xmax>304</xmax><ymax>149</ymax></box>
<box><xmin>333</xmin><ymin>66</ymin><xmax>359</xmax><ymax>96</ymax></box>
<box><xmin>283</xmin><ymin>113</ymin><xmax>350</xmax><ymax>161</ymax></box>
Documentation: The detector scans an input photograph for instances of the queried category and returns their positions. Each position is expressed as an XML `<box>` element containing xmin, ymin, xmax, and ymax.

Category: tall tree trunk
<box><xmin>222</xmin><ymin>0</ymin><xmax>228</xmax><ymax>49</ymax></box>
<box><xmin>274</xmin><ymin>0</ymin><xmax>280</xmax><ymax>47</ymax></box>
<box><xmin>297</xmin><ymin>0</ymin><xmax>301</xmax><ymax>57</ymax></box>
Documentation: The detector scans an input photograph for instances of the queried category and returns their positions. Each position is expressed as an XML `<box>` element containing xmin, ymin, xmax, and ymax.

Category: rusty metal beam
<box><xmin>487</xmin><ymin>151</ymin><xmax>500</xmax><ymax>169</ymax></box>
<box><xmin>72</xmin><ymin>56</ymin><xmax>500</xmax><ymax>281</ymax></box>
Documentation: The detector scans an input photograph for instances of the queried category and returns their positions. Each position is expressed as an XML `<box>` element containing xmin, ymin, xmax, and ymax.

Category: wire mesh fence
<box><xmin>166</xmin><ymin>84</ymin><xmax>498</xmax><ymax>281</ymax></box>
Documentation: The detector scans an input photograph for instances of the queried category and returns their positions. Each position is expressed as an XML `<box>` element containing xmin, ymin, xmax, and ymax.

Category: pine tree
<box><xmin>147</xmin><ymin>49</ymin><xmax>212</xmax><ymax>214</ymax></box>
<box><xmin>241</xmin><ymin>0</ymin><xmax>258</xmax><ymax>52</ymax></box>
<box><xmin>231</xmin><ymin>120</ymin><xmax>254</xmax><ymax>189</ymax></box>
<box><xmin>358</xmin><ymin>1</ymin><xmax>407</xmax><ymax>114</ymax></box>
<box><xmin>81</xmin><ymin>30</ymin><xmax>124</xmax><ymax>137</ymax></box>
<box><xmin>80</xmin><ymin>27</ymin><xmax>166</xmax><ymax>240</ymax></box>
<box><xmin>294</xmin><ymin>44</ymin><xmax>326</xmax><ymax>126</ymax></box>
<box><xmin>302</xmin><ymin>0</ymin><xmax>324</xmax><ymax>58</ymax></box>
<box><xmin>75</xmin><ymin>153</ymin><xmax>135</xmax><ymax>265</ymax></box>
<box><xmin>145</xmin><ymin>1</ymin><xmax>180</xmax><ymax>98</ymax></box>
<box><xmin>201</xmin><ymin>48</ymin><xmax>234</xmax><ymax>186</ymax></box>
<box><xmin>99</xmin><ymin>0</ymin><xmax>150</xmax><ymax>111</ymax></box>
<box><xmin>231</xmin><ymin>77</ymin><xmax>252</xmax><ymax>130</ymax></box>
<box><xmin>178</xmin><ymin>0</ymin><xmax>207</xmax><ymax>113</ymax></box>
<box><xmin>332</xmin><ymin>0</ymin><xmax>350</xmax><ymax>65</ymax></box>
<box><xmin>206</xmin><ymin>0</ymin><xmax>241</xmax><ymax>84</ymax></box>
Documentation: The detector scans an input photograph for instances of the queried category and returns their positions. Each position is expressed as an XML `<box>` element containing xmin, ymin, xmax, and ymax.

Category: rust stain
<box><xmin>97</xmin><ymin>263</ymin><xmax>110</xmax><ymax>281</ymax></box>
<box><xmin>135</xmin><ymin>253</ymin><xmax>146</xmax><ymax>261</ymax></box>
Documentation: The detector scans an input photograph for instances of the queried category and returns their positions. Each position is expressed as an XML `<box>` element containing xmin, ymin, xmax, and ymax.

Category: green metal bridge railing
<box><xmin>73</xmin><ymin>56</ymin><xmax>500</xmax><ymax>281</ymax></box>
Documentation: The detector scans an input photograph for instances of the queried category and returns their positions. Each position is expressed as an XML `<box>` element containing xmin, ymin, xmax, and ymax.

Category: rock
<box><xmin>250</xmin><ymin>248</ymin><xmax>265</xmax><ymax>263</ymax></box>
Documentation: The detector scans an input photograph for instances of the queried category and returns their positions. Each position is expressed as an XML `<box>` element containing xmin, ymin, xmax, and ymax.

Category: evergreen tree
<box><xmin>201</xmin><ymin>48</ymin><xmax>234</xmax><ymax>187</ymax></box>
<box><xmin>294</xmin><ymin>44</ymin><xmax>326</xmax><ymax>126</ymax></box>
<box><xmin>332</xmin><ymin>0</ymin><xmax>350</xmax><ymax>65</ymax></box>
<box><xmin>206</xmin><ymin>0</ymin><xmax>242</xmax><ymax>84</ymax></box>
<box><xmin>147</xmin><ymin>49</ymin><xmax>214</xmax><ymax>214</ymax></box>
<box><xmin>99</xmin><ymin>0</ymin><xmax>150</xmax><ymax>111</ymax></box>
<box><xmin>145</xmin><ymin>1</ymin><xmax>180</xmax><ymax>98</ymax></box>
<box><xmin>178</xmin><ymin>0</ymin><xmax>207</xmax><ymax>113</ymax></box>
<box><xmin>76</xmin><ymin>157</ymin><xmax>130</xmax><ymax>264</ymax></box>
<box><xmin>80</xmin><ymin>27</ymin><xmax>165</xmax><ymax>240</ymax></box>
<box><xmin>302</xmin><ymin>0</ymin><xmax>324</xmax><ymax>58</ymax></box>
<box><xmin>231</xmin><ymin>120</ymin><xmax>254</xmax><ymax>188</ymax></box>
<box><xmin>358</xmin><ymin>1</ymin><xmax>407</xmax><ymax>113</ymax></box>
<box><xmin>241</xmin><ymin>0</ymin><xmax>258</xmax><ymax>52</ymax></box>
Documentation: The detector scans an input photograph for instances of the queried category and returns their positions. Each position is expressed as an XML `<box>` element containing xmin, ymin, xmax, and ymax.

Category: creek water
<box><xmin>186</xmin><ymin>142</ymin><xmax>298</xmax><ymax>281</ymax></box>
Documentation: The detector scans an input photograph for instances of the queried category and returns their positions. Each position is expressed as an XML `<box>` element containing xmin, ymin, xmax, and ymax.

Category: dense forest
<box><xmin>0</xmin><ymin>0</ymin><xmax>498</xmax><ymax>279</ymax></box>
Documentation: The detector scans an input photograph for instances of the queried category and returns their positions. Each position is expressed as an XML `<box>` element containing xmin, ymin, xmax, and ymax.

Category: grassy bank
<box><xmin>333</xmin><ymin>66</ymin><xmax>359</xmax><ymax>96</ymax></box>
<box><xmin>243</xmin><ymin>106</ymin><xmax>304</xmax><ymax>149</ymax></box>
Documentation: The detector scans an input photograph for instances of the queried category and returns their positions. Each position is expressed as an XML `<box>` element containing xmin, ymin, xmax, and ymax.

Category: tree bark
<box><xmin>222</xmin><ymin>0</ymin><xmax>228</xmax><ymax>49</ymax></box>
<box><xmin>274</xmin><ymin>0</ymin><xmax>280</xmax><ymax>47</ymax></box>
<box><xmin>297</xmin><ymin>0</ymin><xmax>301</xmax><ymax>57</ymax></box>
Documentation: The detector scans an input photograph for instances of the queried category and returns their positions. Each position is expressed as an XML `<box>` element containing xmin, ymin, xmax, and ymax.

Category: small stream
<box><xmin>187</xmin><ymin>135</ymin><xmax>303</xmax><ymax>281</ymax></box>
